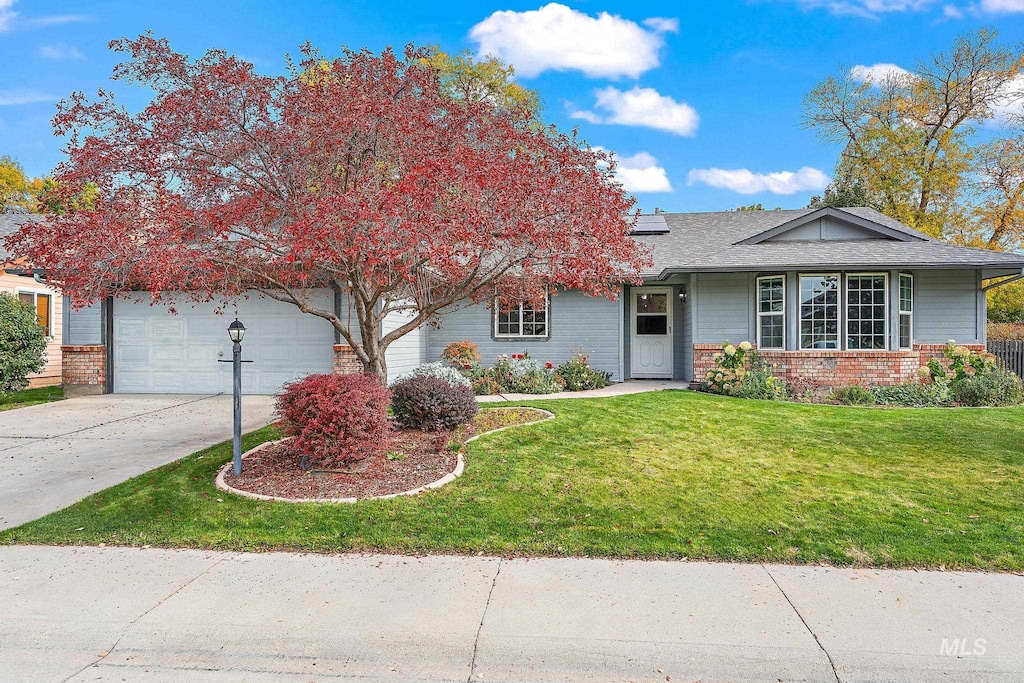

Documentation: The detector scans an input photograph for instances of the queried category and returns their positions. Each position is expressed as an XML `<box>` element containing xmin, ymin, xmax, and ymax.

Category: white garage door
<box><xmin>113</xmin><ymin>291</ymin><xmax>336</xmax><ymax>394</ymax></box>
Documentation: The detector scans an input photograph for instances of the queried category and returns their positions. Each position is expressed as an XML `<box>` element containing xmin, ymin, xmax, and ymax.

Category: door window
<box><xmin>636</xmin><ymin>293</ymin><xmax>669</xmax><ymax>335</ymax></box>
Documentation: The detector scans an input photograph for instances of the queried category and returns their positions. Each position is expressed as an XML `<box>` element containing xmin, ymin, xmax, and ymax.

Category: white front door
<box><xmin>630</xmin><ymin>287</ymin><xmax>673</xmax><ymax>378</ymax></box>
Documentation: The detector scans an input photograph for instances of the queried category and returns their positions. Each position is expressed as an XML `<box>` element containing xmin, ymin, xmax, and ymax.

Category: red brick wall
<box><xmin>693</xmin><ymin>342</ymin><xmax>983</xmax><ymax>390</ymax></box>
<box><xmin>61</xmin><ymin>345</ymin><xmax>106</xmax><ymax>396</ymax></box>
<box><xmin>333</xmin><ymin>344</ymin><xmax>363</xmax><ymax>374</ymax></box>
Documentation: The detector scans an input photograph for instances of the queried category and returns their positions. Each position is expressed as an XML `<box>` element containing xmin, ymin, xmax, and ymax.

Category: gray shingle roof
<box><xmin>635</xmin><ymin>207</ymin><xmax>1024</xmax><ymax>277</ymax></box>
<box><xmin>0</xmin><ymin>214</ymin><xmax>44</xmax><ymax>262</ymax></box>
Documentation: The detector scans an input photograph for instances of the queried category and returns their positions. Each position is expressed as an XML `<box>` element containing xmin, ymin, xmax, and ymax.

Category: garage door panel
<box><xmin>151</xmin><ymin>319</ymin><xmax>185</xmax><ymax>340</ymax></box>
<box><xmin>113</xmin><ymin>292</ymin><xmax>335</xmax><ymax>394</ymax></box>
<box><xmin>115</xmin><ymin>371</ymin><xmax>151</xmax><ymax>393</ymax></box>
<box><xmin>151</xmin><ymin>346</ymin><xmax>185</xmax><ymax>363</ymax></box>
<box><xmin>116</xmin><ymin>345</ymin><xmax>150</xmax><ymax>363</ymax></box>
<box><xmin>151</xmin><ymin>371</ymin><xmax>185</xmax><ymax>392</ymax></box>
<box><xmin>116</xmin><ymin>319</ymin><xmax>148</xmax><ymax>338</ymax></box>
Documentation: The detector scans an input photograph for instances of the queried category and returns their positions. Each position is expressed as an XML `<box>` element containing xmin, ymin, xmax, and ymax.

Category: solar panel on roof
<box><xmin>630</xmin><ymin>214</ymin><xmax>670</xmax><ymax>234</ymax></box>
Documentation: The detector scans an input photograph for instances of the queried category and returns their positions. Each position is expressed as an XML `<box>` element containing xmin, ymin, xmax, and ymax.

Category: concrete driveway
<box><xmin>0</xmin><ymin>394</ymin><xmax>276</xmax><ymax>530</ymax></box>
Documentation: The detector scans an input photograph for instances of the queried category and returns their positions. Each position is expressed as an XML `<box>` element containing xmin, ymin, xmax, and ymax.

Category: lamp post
<box><xmin>227</xmin><ymin>319</ymin><xmax>246</xmax><ymax>476</ymax></box>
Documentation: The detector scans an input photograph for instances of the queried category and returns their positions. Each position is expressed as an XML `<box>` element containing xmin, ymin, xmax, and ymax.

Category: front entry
<box><xmin>630</xmin><ymin>287</ymin><xmax>673</xmax><ymax>378</ymax></box>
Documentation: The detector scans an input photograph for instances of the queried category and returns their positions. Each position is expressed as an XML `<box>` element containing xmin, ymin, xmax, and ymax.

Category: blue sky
<box><xmin>1</xmin><ymin>0</ymin><xmax>1023</xmax><ymax>212</ymax></box>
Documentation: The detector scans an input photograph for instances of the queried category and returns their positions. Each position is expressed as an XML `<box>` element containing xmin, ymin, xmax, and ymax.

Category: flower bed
<box><xmin>217</xmin><ymin>407</ymin><xmax>552</xmax><ymax>502</ymax></box>
<box><xmin>427</xmin><ymin>341</ymin><xmax>611</xmax><ymax>395</ymax></box>
<box><xmin>701</xmin><ymin>339</ymin><xmax>1023</xmax><ymax>408</ymax></box>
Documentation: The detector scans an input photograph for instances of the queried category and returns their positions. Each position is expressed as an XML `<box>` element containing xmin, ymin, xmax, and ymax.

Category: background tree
<box><xmin>803</xmin><ymin>28</ymin><xmax>1023</xmax><ymax>238</ymax></box>
<box><xmin>423</xmin><ymin>48</ymin><xmax>540</xmax><ymax>114</ymax></box>
<box><xmin>0</xmin><ymin>156</ymin><xmax>45</xmax><ymax>214</ymax></box>
<box><xmin>7</xmin><ymin>36</ymin><xmax>647</xmax><ymax>382</ymax></box>
<box><xmin>0</xmin><ymin>293</ymin><xmax>47</xmax><ymax>394</ymax></box>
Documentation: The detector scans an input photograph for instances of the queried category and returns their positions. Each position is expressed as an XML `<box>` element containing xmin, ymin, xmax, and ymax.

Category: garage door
<box><xmin>113</xmin><ymin>291</ymin><xmax>336</xmax><ymax>394</ymax></box>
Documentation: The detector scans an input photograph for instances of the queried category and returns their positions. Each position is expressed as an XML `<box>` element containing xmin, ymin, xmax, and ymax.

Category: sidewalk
<box><xmin>477</xmin><ymin>379</ymin><xmax>691</xmax><ymax>402</ymax></box>
<box><xmin>2</xmin><ymin>546</ymin><xmax>1021</xmax><ymax>682</ymax></box>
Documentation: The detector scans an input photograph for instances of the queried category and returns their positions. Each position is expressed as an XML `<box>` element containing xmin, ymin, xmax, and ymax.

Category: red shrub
<box><xmin>276</xmin><ymin>373</ymin><xmax>391</xmax><ymax>467</ymax></box>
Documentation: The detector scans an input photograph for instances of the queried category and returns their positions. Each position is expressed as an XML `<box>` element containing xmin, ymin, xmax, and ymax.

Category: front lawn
<box><xmin>0</xmin><ymin>385</ymin><xmax>63</xmax><ymax>411</ymax></box>
<box><xmin>3</xmin><ymin>391</ymin><xmax>1023</xmax><ymax>570</ymax></box>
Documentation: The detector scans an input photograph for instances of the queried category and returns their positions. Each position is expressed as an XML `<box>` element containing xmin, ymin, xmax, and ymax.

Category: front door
<box><xmin>631</xmin><ymin>287</ymin><xmax>673</xmax><ymax>378</ymax></box>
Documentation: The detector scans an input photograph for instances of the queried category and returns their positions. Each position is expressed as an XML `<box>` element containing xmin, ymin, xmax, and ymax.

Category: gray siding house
<box><xmin>60</xmin><ymin>207</ymin><xmax>1024</xmax><ymax>394</ymax></box>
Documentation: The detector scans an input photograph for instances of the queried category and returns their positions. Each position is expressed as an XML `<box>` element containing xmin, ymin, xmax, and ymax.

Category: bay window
<box><xmin>767</xmin><ymin>272</ymin><xmax>909</xmax><ymax>351</ymax></box>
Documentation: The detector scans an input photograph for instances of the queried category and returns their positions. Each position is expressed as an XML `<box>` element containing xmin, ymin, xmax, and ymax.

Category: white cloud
<box><xmin>0</xmin><ymin>0</ymin><xmax>16</xmax><ymax>31</ymax></box>
<box><xmin>468</xmin><ymin>3</ymin><xmax>677</xmax><ymax>78</ymax></box>
<box><xmin>979</xmin><ymin>0</ymin><xmax>1024</xmax><ymax>12</ymax></box>
<box><xmin>642</xmin><ymin>17</ymin><xmax>679</xmax><ymax>32</ymax></box>
<box><xmin>687</xmin><ymin>167</ymin><xmax>830</xmax><ymax>195</ymax></box>
<box><xmin>942</xmin><ymin>4</ymin><xmax>965</xmax><ymax>17</ymax></box>
<box><xmin>570</xmin><ymin>86</ymin><xmax>699</xmax><ymax>136</ymax></box>
<box><xmin>850</xmin><ymin>62</ymin><xmax>914</xmax><ymax>84</ymax></box>
<box><xmin>992</xmin><ymin>74</ymin><xmax>1024</xmax><ymax>122</ymax></box>
<box><xmin>612</xmin><ymin>152</ymin><xmax>673</xmax><ymax>193</ymax></box>
<box><xmin>790</xmin><ymin>0</ymin><xmax>937</xmax><ymax>18</ymax></box>
<box><xmin>0</xmin><ymin>89</ymin><xmax>55</xmax><ymax>106</ymax></box>
<box><xmin>38</xmin><ymin>44</ymin><xmax>83</xmax><ymax>60</ymax></box>
<box><xmin>22</xmin><ymin>13</ymin><xmax>89</xmax><ymax>27</ymax></box>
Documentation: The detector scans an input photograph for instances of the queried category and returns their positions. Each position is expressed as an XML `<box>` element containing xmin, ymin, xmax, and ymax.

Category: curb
<box><xmin>215</xmin><ymin>407</ymin><xmax>555</xmax><ymax>504</ymax></box>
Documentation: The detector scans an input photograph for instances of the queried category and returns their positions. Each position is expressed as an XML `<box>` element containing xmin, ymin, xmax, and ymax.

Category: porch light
<box><xmin>228</xmin><ymin>318</ymin><xmax>246</xmax><ymax>343</ymax></box>
<box><xmin>678</xmin><ymin>288</ymin><xmax>687</xmax><ymax>304</ymax></box>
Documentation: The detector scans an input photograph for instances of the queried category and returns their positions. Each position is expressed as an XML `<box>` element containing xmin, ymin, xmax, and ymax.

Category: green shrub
<box><xmin>950</xmin><ymin>369</ymin><xmax>1024</xmax><ymax>407</ymax></box>
<box><xmin>0</xmin><ymin>293</ymin><xmax>47</xmax><ymax>394</ymax></box>
<box><xmin>394</xmin><ymin>361</ymin><xmax>471</xmax><ymax>389</ymax></box>
<box><xmin>927</xmin><ymin>341</ymin><xmax>998</xmax><ymax>382</ymax></box>
<box><xmin>482</xmin><ymin>354</ymin><xmax>562</xmax><ymax>394</ymax></box>
<box><xmin>554</xmin><ymin>353</ymin><xmax>611</xmax><ymax>391</ymax></box>
<box><xmin>730</xmin><ymin>363</ymin><xmax>789</xmax><ymax>401</ymax></box>
<box><xmin>830</xmin><ymin>385</ymin><xmax>876</xmax><ymax>406</ymax></box>
<box><xmin>872</xmin><ymin>379</ymin><xmax>950</xmax><ymax>407</ymax></box>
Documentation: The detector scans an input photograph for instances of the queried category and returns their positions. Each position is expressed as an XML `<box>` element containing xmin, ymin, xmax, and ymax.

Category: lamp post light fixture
<box><xmin>228</xmin><ymin>318</ymin><xmax>245</xmax><ymax>476</ymax></box>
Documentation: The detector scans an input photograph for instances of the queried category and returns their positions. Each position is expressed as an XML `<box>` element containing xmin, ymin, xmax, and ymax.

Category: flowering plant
<box><xmin>925</xmin><ymin>340</ymin><xmax>998</xmax><ymax>382</ymax></box>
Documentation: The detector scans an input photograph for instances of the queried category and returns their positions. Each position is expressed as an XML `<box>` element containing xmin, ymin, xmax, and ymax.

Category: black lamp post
<box><xmin>227</xmin><ymin>318</ymin><xmax>246</xmax><ymax>476</ymax></box>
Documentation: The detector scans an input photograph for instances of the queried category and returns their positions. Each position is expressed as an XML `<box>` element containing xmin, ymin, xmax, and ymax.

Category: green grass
<box><xmin>0</xmin><ymin>385</ymin><xmax>63</xmax><ymax>411</ymax></box>
<box><xmin>3</xmin><ymin>391</ymin><xmax>1024</xmax><ymax>570</ymax></box>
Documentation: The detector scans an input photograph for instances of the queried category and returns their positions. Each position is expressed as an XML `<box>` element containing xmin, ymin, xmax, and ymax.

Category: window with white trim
<box><xmin>899</xmin><ymin>274</ymin><xmax>913</xmax><ymax>349</ymax></box>
<box><xmin>799</xmin><ymin>274</ymin><xmax>839</xmax><ymax>349</ymax></box>
<box><xmin>494</xmin><ymin>296</ymin><xmax>549</xmax><ymax>338</ymax></box>
<box><xmin>757</xmin><ymin>275</ymin><xmax>785</xmax><ymax>349</ymax></box>
<box><xmin>17</xmin><ymin>290</ymin><xmax>52</xmax><ymax>338</ymax></box>
<box><xmin>846</xmin><ymin>274</ymin><xmax>888</xmax><ymax>350</ymax></box>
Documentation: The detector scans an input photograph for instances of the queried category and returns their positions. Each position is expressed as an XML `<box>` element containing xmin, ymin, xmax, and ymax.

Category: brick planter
<box><xmin>693</xmin><ymin>342</ymin><xmax>985</xmax><ymax>391</ymax></box>
<box><xmin>333</xmin><ymin>344</ymin><xmax>363</xmax><ymax>374</ymax></box>
<box><xmin>61</xmin><ymin>345</ymin><xmax>106</xmax><ymax>397</ymax></box>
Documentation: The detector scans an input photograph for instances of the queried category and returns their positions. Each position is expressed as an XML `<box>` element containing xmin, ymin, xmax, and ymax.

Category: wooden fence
<box><xmin>989</xmin><ymin>340</ymin><xmax>1024</xmax><ymax>378</ymax></box>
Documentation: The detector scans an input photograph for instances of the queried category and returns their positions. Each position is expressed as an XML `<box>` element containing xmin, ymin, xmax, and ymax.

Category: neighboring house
<box><xmin>61</xmin><ymin>206</ymin><xmax>1024</xmax><ymax>395</ymax></box>
<box><xmin>0</xmin><ymin>215</ymin><xmax>63</xmax><ymax>388</ymax></box>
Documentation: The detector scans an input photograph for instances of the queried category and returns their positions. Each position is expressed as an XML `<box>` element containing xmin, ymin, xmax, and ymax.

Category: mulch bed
<box><xmin>222</xmin><ymin>407</ymin><xmax>548</xmax><ymax>500</ymax></box>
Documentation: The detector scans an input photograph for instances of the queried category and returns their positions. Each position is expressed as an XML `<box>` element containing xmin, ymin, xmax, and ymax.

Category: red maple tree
<box><xmin>9</xmin><ymin>35</ymin><xmax>649</xmax><ymax>381</ymax></box>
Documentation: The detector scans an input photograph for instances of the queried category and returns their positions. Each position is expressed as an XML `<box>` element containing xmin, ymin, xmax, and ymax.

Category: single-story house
<box><xmin>58</xmin><ymin>206</ymin><xmax>1024</xmax><ymax>395</ymax></box>
<box><xmin>0</xmin><ymin>215</ymin><xmax>63</xmax><ymax>387</ymax></box>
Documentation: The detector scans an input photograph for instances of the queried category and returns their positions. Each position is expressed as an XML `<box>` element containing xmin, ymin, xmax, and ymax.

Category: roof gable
<box><xmin>735</xmin><ymin>208</ymin><xmax>930</xmax><ymax>245</ymax></box>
